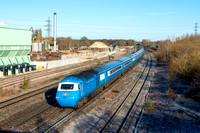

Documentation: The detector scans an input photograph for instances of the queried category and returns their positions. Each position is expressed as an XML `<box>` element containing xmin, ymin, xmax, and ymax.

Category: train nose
<box><xmin>56</xmin><ymin>98</ymin><xmax>79</xmax><ymax>107</ymax></box>
<box><xmin>56</xmin><ymin>91</ymin><xmax>80</xmax><ymax>107</ymax></box>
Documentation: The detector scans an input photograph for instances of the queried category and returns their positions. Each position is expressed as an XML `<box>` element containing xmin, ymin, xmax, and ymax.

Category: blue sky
<box><xmin>0</xmin><ymin>0</ymin><xmax>200</xmax><ymax>41</ymax></box>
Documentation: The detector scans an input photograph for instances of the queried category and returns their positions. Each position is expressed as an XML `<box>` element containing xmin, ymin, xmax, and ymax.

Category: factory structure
<box><xmin>0</xmin><ymin>24</ymin><xmax>79</xmax><ymax>77</ymax></box>
<box><xmin>0</xmin><ymin>13</ymin><xmax>117</xmax><ymax>77</ymax></box>
<box><xmin>0</xmin><ymin>25</ymin><xmax>35</xmax><ymax>77</ymax></box>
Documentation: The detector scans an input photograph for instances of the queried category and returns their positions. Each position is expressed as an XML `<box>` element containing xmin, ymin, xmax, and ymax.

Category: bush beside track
<box><xmin>142</xmin><ymin>35</ymin><xmax>200</xmax><ymax>101</ymax></box>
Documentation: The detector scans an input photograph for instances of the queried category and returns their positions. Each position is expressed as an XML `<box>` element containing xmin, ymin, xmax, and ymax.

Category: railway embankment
<box><xmin>136</xmin><ymin>61</ymin><xmax>200</xmax><ymax>132</ymax></box>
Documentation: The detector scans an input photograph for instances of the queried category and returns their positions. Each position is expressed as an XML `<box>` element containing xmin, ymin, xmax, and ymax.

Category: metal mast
<box><xmin>53</xmin><ymin>13</ymin><xmax>57</xmax><ymax>52</ymax></box>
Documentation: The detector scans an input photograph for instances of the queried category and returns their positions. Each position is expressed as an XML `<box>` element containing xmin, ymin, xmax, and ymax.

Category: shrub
<box><xmin>21</xmin><ymin>76</ymin><xmax>30</xmax><ymax>89</ymax></box>
<box><xmin>145</xmin><ymin>98</ymin><xmax>154</xmax><ymax>111</ymax></box>
<box><xmin>155</xmin><ymin>35</ymin><xmax>200</xmax><ymax>99</ymax></box>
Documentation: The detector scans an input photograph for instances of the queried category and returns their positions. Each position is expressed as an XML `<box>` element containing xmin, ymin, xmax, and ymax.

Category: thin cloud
<box><xmin>116</xmin><ymin>16</ymin><xmax>135</xmax><ymax>19</ymax></box>
<box><xmin>147</xmin><ymin>11</ymin><xmax>176</xmax><ymax>16</ymax></box>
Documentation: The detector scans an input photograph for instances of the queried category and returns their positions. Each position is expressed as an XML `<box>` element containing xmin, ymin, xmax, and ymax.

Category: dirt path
<box><xmin>136</xmin><ymin>62</ymin><xmax>200</xmax><ymax>132</ymax></box>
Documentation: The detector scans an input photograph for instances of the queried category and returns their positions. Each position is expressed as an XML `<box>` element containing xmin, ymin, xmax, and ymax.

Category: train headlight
<box><xmin>70</xmin><ymin>96</ymin><xmax>75</xmax><ymax>99</ymax></box>
<box><xmin>56</xmin><ymin>96</ymin><xmax>59</xmax><ymax>99</ymax></box>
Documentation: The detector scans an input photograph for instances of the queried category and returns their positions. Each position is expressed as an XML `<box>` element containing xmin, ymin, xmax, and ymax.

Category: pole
<box><xmin>54</xmin><ymin>13</ymin><xmax>57</xmax><ymax>52</ymax></box>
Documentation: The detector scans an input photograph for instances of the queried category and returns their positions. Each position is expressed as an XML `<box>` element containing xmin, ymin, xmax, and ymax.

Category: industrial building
<box><xmin>0</xmin><ymin>26</ymin><xmax>36</xmax><ymax>76</ymax></box>
<box><xmin>0</xmin><ymin>19</ymin><xmax>114</xmax><ymax>77</ymax></box>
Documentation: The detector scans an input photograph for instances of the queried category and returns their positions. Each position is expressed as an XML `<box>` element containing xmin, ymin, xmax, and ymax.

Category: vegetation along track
<box><xmin>100</xmin><ymin>52</ymin><xmax>152</xmax><ymax>133</ymax></box>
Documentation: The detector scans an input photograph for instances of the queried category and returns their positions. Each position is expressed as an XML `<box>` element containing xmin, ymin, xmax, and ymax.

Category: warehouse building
<box><xmin>0</xmin><ymin>26</ymin><xmax>35</xmax><ymax>77</ymax></box>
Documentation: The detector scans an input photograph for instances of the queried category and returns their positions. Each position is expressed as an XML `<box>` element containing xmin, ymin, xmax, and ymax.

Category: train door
<box><xmin>96</xmin><ymin>76</ymin><xmax>99</xmax><ymax>89</ymax></box>
<box><xmin>79</xmin><ymin>82</ymin><xmax>83</xmax><ymax>97</ymax></box>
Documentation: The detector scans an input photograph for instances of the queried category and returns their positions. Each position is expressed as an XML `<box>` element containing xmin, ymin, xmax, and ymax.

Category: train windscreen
<box><xmin>60</xmin><ymin>84</ymin><xmax>74</xmax><ymax>90</ymax></box>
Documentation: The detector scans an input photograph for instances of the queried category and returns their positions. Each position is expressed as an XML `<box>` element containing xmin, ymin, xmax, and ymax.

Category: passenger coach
<box><xmin>56</xmin><ymin>48</ymin><xmax>144</xmax><ymax>107</ymax></box>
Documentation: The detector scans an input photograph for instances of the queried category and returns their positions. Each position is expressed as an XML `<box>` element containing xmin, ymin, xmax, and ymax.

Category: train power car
<box><xmin>56</xmin><ymin>48</ymin><xmax>144</xmax><ymax>107</ymax></box>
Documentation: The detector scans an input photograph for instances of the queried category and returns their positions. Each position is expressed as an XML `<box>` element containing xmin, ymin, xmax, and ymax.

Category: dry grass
<box><xmin>155</xmin><ymin>35</ymin><xmax>200</xmax><ymax>99</ymax></box>
<box><xmin>168</xmin><ymin>36</ymin><xmax>200</xmax><ymax>82</ymax></box>
<box><xmin>0</xmin><ymin>87</ymin><xmax>22</xmax><ymax>98</ymax></box>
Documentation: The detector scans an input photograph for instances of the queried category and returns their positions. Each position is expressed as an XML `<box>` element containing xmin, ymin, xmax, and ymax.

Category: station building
<box><xmin>0</xmin><ymin>26</ymin><xmax>35</xmax><ymax>76</ymax></box>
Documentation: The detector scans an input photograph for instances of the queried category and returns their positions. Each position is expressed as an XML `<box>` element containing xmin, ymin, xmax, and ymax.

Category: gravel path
<box><xmin>136</xmin><ymin>62</ymin><xmax>200</xmax><ymax>132</ymax></box>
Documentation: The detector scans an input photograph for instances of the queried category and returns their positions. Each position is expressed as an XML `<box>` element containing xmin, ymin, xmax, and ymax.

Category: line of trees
<box><xmin>43</xmin><ymin>37</ymin><xmax>136</xmax><ymax>50</ymax></box>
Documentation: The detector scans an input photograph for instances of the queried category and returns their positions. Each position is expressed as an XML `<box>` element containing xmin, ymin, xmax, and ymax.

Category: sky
<box><xmin>0</xmin><ymin>0</ymin><xmax>200</xmax><ymax>41</ymax></box>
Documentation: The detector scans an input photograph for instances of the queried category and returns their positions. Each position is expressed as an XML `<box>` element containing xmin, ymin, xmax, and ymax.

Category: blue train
<box><xmin>56</xmin><ymin>48</ymin><xmax>144</xmax><ymax>107</ymax></box>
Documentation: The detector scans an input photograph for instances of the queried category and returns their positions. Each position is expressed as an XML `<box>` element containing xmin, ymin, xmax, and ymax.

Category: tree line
<box><xmin>43</xmin><ymin>37</ymin><xmax>136</xmax><ymax>50</ymax></box>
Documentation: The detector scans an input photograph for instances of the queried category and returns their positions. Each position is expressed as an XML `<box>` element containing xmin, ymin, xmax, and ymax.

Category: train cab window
<box><xmin>61</xmin><ymin>84</ymin><xmax>74</xmax><ymax>90</ymax></box>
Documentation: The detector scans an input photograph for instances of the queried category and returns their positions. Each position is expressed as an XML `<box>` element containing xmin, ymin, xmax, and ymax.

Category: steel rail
<box><xmin>116</xmin><ymin>53</ymin><xmax>152</xmax><ymax>133</ymax></box>
<box><xmin>0</xmin><ymin>99</ymin><xmax>56</xmax><ymax>126</ymax></box>
<box><xmin>100</xmin><ymin>52</ymin><xmax>150</xmax><ymax>133</ymax></box>
<box><xmin>0</xmin><ymin>83</ymin><xmax>58</xmax><ymax>109</ymax></box>
<box><xmin>0</xmin><ymin>51</ymin><xmax>136</xmax><ymax>132</ymax></box>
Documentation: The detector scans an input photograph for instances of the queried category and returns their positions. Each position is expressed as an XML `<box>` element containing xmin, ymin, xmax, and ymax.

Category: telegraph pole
<box><xmin>53</xmin><ymin>13</ymin><xmax>57</xmax><ymax>52</ymax></box>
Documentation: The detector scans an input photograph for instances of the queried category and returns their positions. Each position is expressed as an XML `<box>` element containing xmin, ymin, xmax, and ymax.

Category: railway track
<box><xmin>0</xmin><ymin>52</ymin><xmax>125</xmax><ymax>111</ymax></box>
<box><xmin>0</xmin><ymin>81</ymin><xmax>58</xmax><ymax>109</ymax></box>
<box><xmin>100</xmin><ymin>52</ymin><xmax>152</xmax><ymax>132</ymax></box>
<box><xmin>0</xmin><ymin>52</ymin><xmax>125</xmax><ymax>89</ymax></box>
<box><xmin>0</xmin><ymin>51</ymin><xmax>148</xmax><ymax>132</ymax></box>
<box><xmin>26</xmin><ymin>68</ymin><xmax>131</xmax><ymax>132</ymax></box>
<box><xmin>43</xmin><ymin>53</ymin><xmax>151</xmax><ymax>132</ymax></box>
<box><xmin>0</xmin><ymin>62</ymin><xmax>93</xmax><ymax>89</ymax></box>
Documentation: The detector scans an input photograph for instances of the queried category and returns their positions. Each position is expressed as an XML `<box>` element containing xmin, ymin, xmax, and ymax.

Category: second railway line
<box><xmin>0</xmin><ymin>50</ymin><xmax>156</xmax><ymax>133</ymax></box>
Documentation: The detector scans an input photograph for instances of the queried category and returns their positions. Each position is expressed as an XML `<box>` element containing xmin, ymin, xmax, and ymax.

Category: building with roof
<box><xmin>89</xmin><ymin>41</ymin><xmax>110</xmax><ymax>52</ymax></box>
<box><xmin>0</xmin><ymin>26</ymin><xmax>32</xmax><ymax>76</ymax></box>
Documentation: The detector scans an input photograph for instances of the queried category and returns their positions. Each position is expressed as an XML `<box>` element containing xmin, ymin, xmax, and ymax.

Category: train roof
<box><xmin>127</xmin><ymin>54</ymin><xmax>137</xmax><ymax>58</ymax></box>
<box><xmin>98</xmin><ymin>60</ymin><xmax>122</xmax><ymax>70</ymax></box>
<box><xmin>117</xmin><ymin>56</ymin><xmax>132</xmax><ymax>63</ymax></box>
<box><xmin>72</xmin><ymin>69</ymin><xmax>98</xmax><ymax>81</ymax></box>
<box><xmin>93</xmin><ymin>67</ymin><xmax>105</xmax><ymax>73</ymax></box>
<box><xmin>60</xmin><ymin>69</ymin><xmax>99</xmax><ymax>83</ymax></box>
<box><xmin>59</xmin><ymin>76</ymin><xmax>82</xmax><ymax>83</ymax></box>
